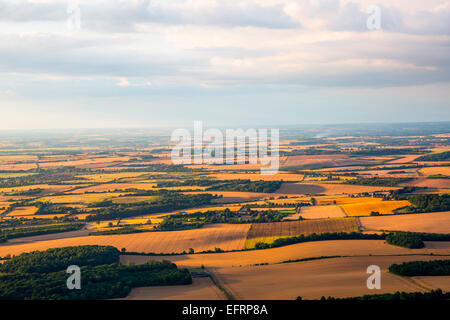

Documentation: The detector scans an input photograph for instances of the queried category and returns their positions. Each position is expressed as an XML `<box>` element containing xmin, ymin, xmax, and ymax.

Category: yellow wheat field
<box><xmin>246</xmin><ymin>217</ymin><xmax>360</xmax><ymax>244</ymax></box>
<box><xmin>39</xmin><ymin>192</ymin><xmax>129</xmax><ymax>204</ymax></box>
<box><xmin>6</xmin><ymin>206</ymin><xmax>39</xmax><ymax>217</ymax></box>
<box><xmin>299</xmin><ymin>205</ymin><xmax>347</xmax><ymax>219</ymax></box>
<box><xmin>419</xmin><ymin>167</ymin><xmax>450</xmax><ymax>177</ymax></box>
<box><xmin>76</xmin><ymin>172</ymin><xmax>151</xmax><ymax>182</ymax></box>
<box><xmin>339</xmin><ymin>199</ymin><xmax>410</xmax><ymax>216</ymax></box>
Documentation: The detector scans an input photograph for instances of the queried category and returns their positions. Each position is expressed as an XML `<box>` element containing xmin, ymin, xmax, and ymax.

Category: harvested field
<box><xmin>75</xmin><ymin>172</ymin><xmax>151</xmax><ymax>182</ymax></box>
<box><xmin>0</xmin><ymin>223</ymin><xmax>251</xmax><ymax>256</ymax></box>
<box><xmin>281</xmin><ymin>155</ymin><xmax>362</xmax><ymax>168</ymax></box>
<box><xmin>38</xmin><ymin>156</ymin><xmax>131</xmax><ymax>168</ymax></box>
<box><xmin>399</xmin><ymin>178</ymin><xmax>449</xmax><ymax>189</ymax></box>
<box><xmin>6</xmin><ymin>206</ymin><xmax>39</xmax><ymax>217</ymax></box>
<box><xmin>212</xmin><ymin>255</ymin><xmax>447</xmax><ymax>300</ymax></box>
<box><xmin>420</xmin><ymin>166</ymin><xmax>450</xmax><ymax>177</ymax></box>
<box><xmin>360</xmin><ymin>211</ymin><xmax>450</xmax><ymax>233</ymax></box>
<box><xmin>339</xmin><ymin>199</ymin><xmax>410</xmax><ymax>216</ymax></box>
<box><xmin>412</xmin><ymin>276</ymin><xmax>450</xmax><ymax>292</ymax></box>
<box><xmin>275</xmin><ymin>183</ymin><xmax>398</xmax><ymax>195</ymax></box>
<box><xmin>121</xmin><ymin>240</ymin><xmax>450</xmax><ymax>268</ymax></box>
<box><xmin>246</xmin><ymin>217</ymin><xmax>359</xmax><ymax>240</ymax></box>
<box><xmin>0</xmin><ymin>184</ymin><xmax>82</xmax><ymax>194</ymax></box>
<box><xmin>118</xmin><ymin>277</ymin><xmax>225</xmax><ymax>300</ymax></box>
<box><xmin>38</xmin><ymin>192</ymin><xmax>128</xmax><ymax>204</ymax></box>
<box><xmin>299</xmin><ymin>205</ymin><xmax>346</xmax><ymax>219</ymax></box>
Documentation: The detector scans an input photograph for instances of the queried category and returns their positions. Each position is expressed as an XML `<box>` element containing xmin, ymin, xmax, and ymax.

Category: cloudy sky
<box><xmin>0</xmin><ymin>0</ymin><xmax>449</xmax><ymax>129</ymax></box>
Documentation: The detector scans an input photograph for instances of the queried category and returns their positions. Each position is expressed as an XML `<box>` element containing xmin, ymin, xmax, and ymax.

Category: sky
<box><xmin>0</xmin><ymin>0</ymin><xmax>449</xmax><ymax>129</ymax></box>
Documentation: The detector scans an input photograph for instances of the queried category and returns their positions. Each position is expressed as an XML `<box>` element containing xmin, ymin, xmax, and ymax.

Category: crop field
<box><xmin>360</xmin><ymin>211</ymin><xmax>450</xmax><ymax>233</ymax></box>
<box><xmin>208</xmin><ymin>172</ymin><xmax>305</xmax><ymax>181</ymax></box>
<box><xmin>339</xmin><ymin>199</ymin><xmax>411</xmax><ymax>216</ymax></box>
<box><xmin>0</xmin><ymin>184</ymin><xmax>84</xmax><ymax>195</ymax></box>
<box><xmin>6</xmin><ymin>206</ymin><xmax>39</xmax><ymax>217</ymax></box>
<box><xmin>212</xmin><ymin>255</ymin><xmax>446</xmax><ymax>300</ymax></box>
<box><xmin>400</xmin><ymin>178</ymin><xmax>450</xmax><ymax>189</ymax></box>
<box><xmin>75</xmin><ymin>172</ymin><xmax>152</xmax><ymax>182</ymax></box>
<box><xmin>185</xmin><ymin>191</ymin><xmax>272</xmax><ymax>203</ymax></box>
<box><xmin>38</xmin><ymin>192</ymin><xmax>129</xmax><ymax>204</ymax></box>
<box><xmin>299</xmin><ymin>205</ymin><xmax>346</xmax><ymax>219</ymax></box>
<box><xmin>420</xmin><ymin>166</ymin><xmax>450</xmax><ymax>177</ymax></box>
<box><xmin>37</xmin><ymin>156</ymin><xmax>132</xmax><ymax>168</ymax></box>
<box><xmin>122</xmin><ymin>240</ymin><xmax>450</xmax><ymax>269</ymax></box>
<box><xmin>67</xmin><ymin>183</ymin><xmax>158</xmax><ymax>194</ymax></box>
<box><xmin>0</xmin><ymin>223</ymin><xmax>251</xmax><ymax>256</ymax></box>
<box><xmin>275</xmin><ymin>183</ymin><xmax>398</xmax><ymax>195</ymax></box>
<box><xmin>246</xmin><ymin>217</ymin><xmax>360</xmax><ymax>240</ymax></box>
<box><xmin>118</xmin><ymin>277</ymin><xmax>226</xmax><ymax>300</ymax></box>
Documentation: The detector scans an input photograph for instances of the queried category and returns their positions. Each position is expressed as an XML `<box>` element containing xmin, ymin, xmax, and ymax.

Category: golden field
<box><xmin>299</xmin><ymin>205</ymin><xmax>346</xmax><ymax>219</ymax></box>
<box><xmin>246</xmin><ymin>217</ymin><xmax>359</xmax><ymax>240</ymax></box>
<box><xmin>360</xmin><ymin>211</ymin><xmax>450</xmax><ymax>233</ymax></box>
<box><xmin>38</xmin><ymin>192</ymin><xmax>129</xmax><ymax>204</ymax></box>
<box><xmin>339</xmin><ymin>199</ymin><xmax>411</xmax><ymax>216</ymax></box>
<box><xmin>117</xmin><ymin>277</ymin><xmax>226</xmax><ymax>300</ymax></box>
<box><xmin>211</xmin><ymin>255</ymin><xmax>446</xmax><ymax>300</ymax></box>
<box><xmin>5</xmin><ymin>206</ymin><xmax>39</xmax><ymax>217</ymax></box>
<box><xmin>419</xmin><ymin>166</ymin><xmax>450</xmax><ymax>177</ymax></box>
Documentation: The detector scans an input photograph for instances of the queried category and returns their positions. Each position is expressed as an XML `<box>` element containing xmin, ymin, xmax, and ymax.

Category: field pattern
<box><xmin>299</xmin><ymin>205</ymin><xmax>346</xmax><ymax>219</ymax></box>
<box><xmin>339</xmin><ymin>200</ymin><xmax>411</xmax><ymax>216</ymax></box>
<box><xmin>246</xmin><ymin>217</ymin><xmax>360</xmax><ymax>240</ymax></box>
<box><xmin>0</xmin><ymin>223</ymin><xmax>251</xmax><ymax>256</ymax></box>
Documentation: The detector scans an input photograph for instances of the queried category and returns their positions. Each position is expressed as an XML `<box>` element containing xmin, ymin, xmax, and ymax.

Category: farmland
<box><xmin>339</xmin><ymin>199</ymin><xmax>411</xmax><ymax>216</ymax></box>
<box><xmin>0</xmin><ymin>124</ymin><xmax>449</xmax><ymax>301</ymax></box>
<box><xmin>245</xmin><ymin>218</ymin><xmax>360</xmax><ymax>245</ymax></box>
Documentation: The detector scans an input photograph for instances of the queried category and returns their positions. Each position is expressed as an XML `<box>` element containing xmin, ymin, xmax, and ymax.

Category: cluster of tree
<box><xmin>280</xmin><ymin>148</ymin><xmax>341</xmax><ymax>156</ymax></box>
<box><xmin>389</xmin><ymin>187</ymin><xmax>418</xmax><ymax>199</ymax></box>
<box><xmin>0</xmin><ymin>223</ymin><xmax>84</xmax><ymax>241</ymax></box>
<box><xmin>0</xmin><ymin>246</ymin><xmax>191</xmax><ymax>299</ymax></box>
<box><xmin>85</xmin><ymin>192</ymin><xmax>214</xmax><ymax>221</ymax></box>
<box><xmin>4</xmin><ymin>188</ymin><xmax>43</xmax><ymax>196</ymax></box>
<box><xmin>401</xmin><ymin>194</ymin><xmax>450</xmax><ymax>213</ymax></box>
<box><xmin>155</xmin><ymin>179</ymin><xmax>220</xmax><ymax>188</ymax></box>
<box><xmin>389</xmin><ymin>259</ymin><xmax>450</xmax><ymax>277</ymax></box>
<box><xmin>345</xmin><ymin>177</ymin><xmax>411</xmax><ymax>187</ymax></box>
<box><xmin>0</xmin><ymin>169</ymin><xmax>86</xmax><ymax>188</ymax></box>
<box><xmin>386</xmin><ymin>232</ymin><xmax>425</xmax><ymax>249</ymax></box>
<box><xmin>207</xmin><ymin>180</ymin><xmax>283</xmax><ymax>193</ymax></box>
<box><xmin>0</xmin><ymin>245</ymin><xmax>120</xmax><ymax>273</ymax></box>
<box><xmin>89</xmin><ymin>226</ymin><xmax>146</xmax><ymax>236</ymax></box>
<box><xmin>35</xmin><ymin>202</ymin><xmax>84</xmax><ymax>215</ymax></box>
<box><xmin>307</xmin><ymin>289</ymin><xmax>450</xmax><ymax>301</ymax></box>
<box><xmin>241</xmin><ymin>202</ymin><xmax>310</xmax><ymax>209</ymax></box>
<box><xmin>415</xmin><ymin>151</ymin><xmax>450</xmax><ymax>162</ymax></box>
